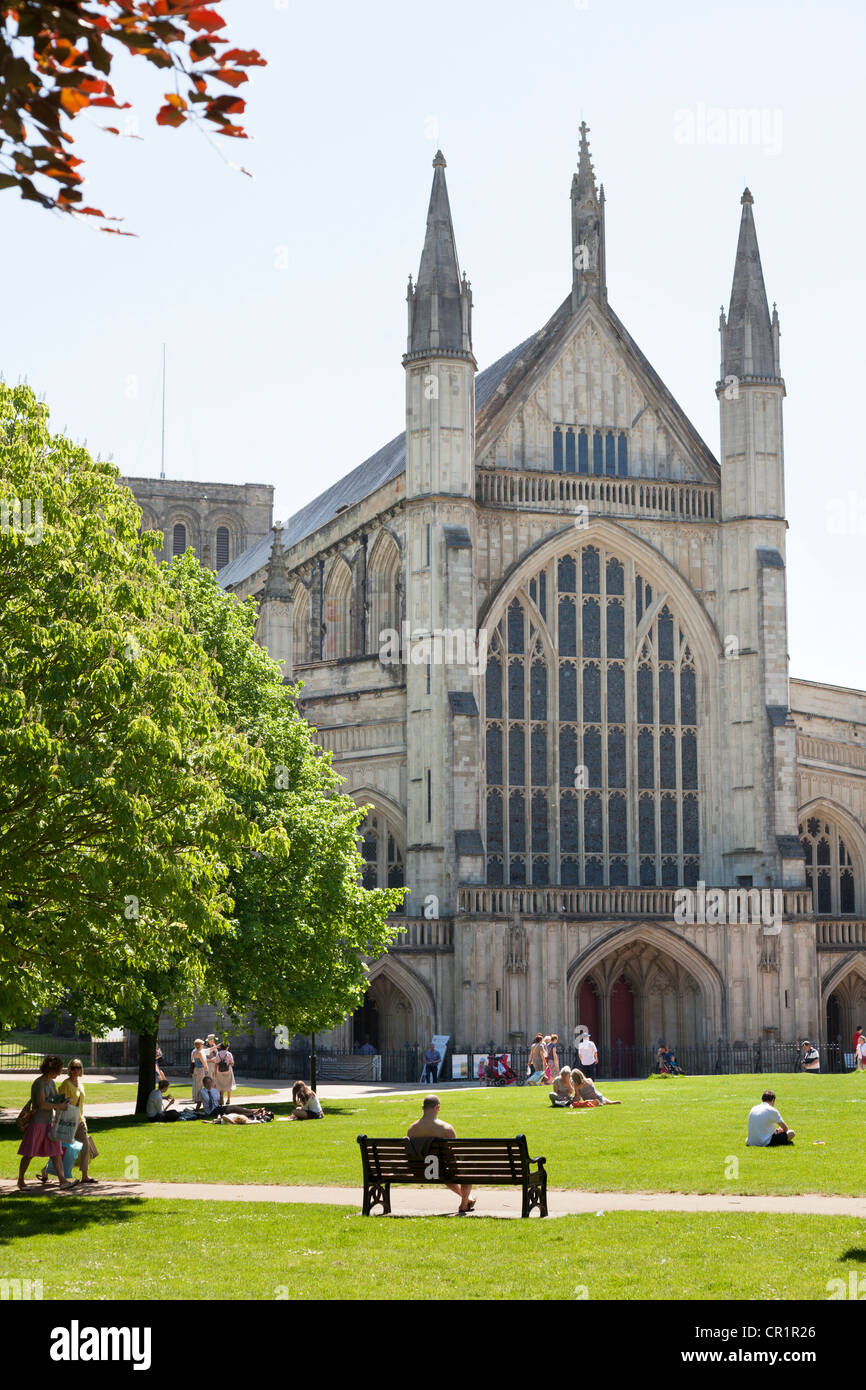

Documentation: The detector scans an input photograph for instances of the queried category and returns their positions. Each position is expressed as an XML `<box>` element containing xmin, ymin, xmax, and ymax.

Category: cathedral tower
<box><xmin>403</xmin><ymin>153</ymin><xmax>481</xmax><ymax>918</ymax></box>
<box><xmin>717</xmin><ymin>190</ymin><xmax>802</xmax><ymax>891</ymax></box>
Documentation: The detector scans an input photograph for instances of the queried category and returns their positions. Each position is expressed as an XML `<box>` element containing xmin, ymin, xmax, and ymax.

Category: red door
<box><xmin>610</xmin><ymin>975</ymin><xmax>635</xmax><ymax>1076</ymax></box>
<box><xmin>578</xmin><ymin>979</ymin><xmax>599</xmax><ymax>1043</ymax></box>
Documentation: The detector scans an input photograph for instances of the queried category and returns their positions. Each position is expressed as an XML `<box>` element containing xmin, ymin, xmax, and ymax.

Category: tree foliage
<box><xmin>0</xmin><ymin>2</ymin><xmax>265</xmax><ymax>229</ymax></box>
<box><xmin>0</xmin><ymin>381</ymin><xmax>267</xmax><ymax>1029</ymax></box>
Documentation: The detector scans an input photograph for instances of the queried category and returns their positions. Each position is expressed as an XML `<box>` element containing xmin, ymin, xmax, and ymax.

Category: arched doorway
<box><xmin>571</xmin><ymin>926</ymin><xmax>720</xmax><ymax>1054</ymax></box>
<box><xmin>352</xmin><ymin>974</ymin><xmax>415</xmax><ymax>1052</ymax></box>
<box><xmin>822</xmin><ymin>958</ymin><xmax>866</xmax><ymax>1063</ymax></box>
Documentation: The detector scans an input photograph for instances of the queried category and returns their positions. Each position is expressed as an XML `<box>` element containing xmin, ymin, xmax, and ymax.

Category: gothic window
<box><xmin>553</xmin><ymin>427</ymin><xmax>563</xmax><ymax>472</ymax></box>
<box><xmin>565</xmin><ymin>430</ymin><xmax>576</xmax><ymax>474</ymax></box>
<box><xmin>578</xmin><ymin>431</ymin><xmax>589</xmax><ymax>474</ymax></box>
<box><xmin>172</xmin><ymin>523</ymin><xmax>187</xmax><ymax>556</ymax></box>
<box><xmin>323</xmin><ymin>558</ymin><xmax>353</xmax><ymax>660</ymax></box>
<box><xmin>215</xmin><ymin>526</ymin><xmax>230</xmax><ymax>569</ymax></box>
<box><xmin>358</xmin><ymin>813</ymin><xmax>405</xmax><ymax>909</ymax></box>
<box><xmin>605</xmin><ymin>432</ymin><xmax>616</xmax><ymax>476</ymax></box>
<box><xmin>593</xmin><ymin>431</ymin><xmax>603</xmax><ymax>475</ymax></box>
<box><xmin>800</xmin><ymin>818</ymin><xmax>859</xmax><ymax>916</ymax></box>
<box><xmin>483</xmin><ymin>544</ymin><xmax>701</xmax><ymax>886</ymax></box>
<box><xmin>617</xmin><ymin>434</ymin><xmax>629</xmax><ymax>477</ymax></box>
<box><xmin>367</xmin><ymin>532</ymin><xmax>401</xmax><ymax>656</ymax></box>
<box><xmin>293</xmin><ymin>583</ymin><xmax>310</xmax><ymax>665</ymax></box>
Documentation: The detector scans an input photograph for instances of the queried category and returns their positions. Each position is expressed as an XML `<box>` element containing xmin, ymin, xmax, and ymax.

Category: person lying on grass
<box><xmin>746</xmin><ymin>1090</ymin><xmax>795</xmax><ymax>1146</ymax></box>
<box><xmin>571</xmin><ymin>1068</ymin><xmax>622</xmax><ymax>1106</ymax></box>
<box><xmin>211</xmin><ymin>1109</ymin><xmax>274</xmax><ymax>1124</ymax></box>
<box><xmin>406</xmin><ymin>1094</ymin><xmax>475</xmax><ymax>1215</ymax></box>
<box><xmin>288</xmin><ymin>1081</ymin><xmax>323</xmax><ymax>1120</ymax></box>
<box><xmin>550</xmin><ymin>1066</ymin><xmax>576</xmax><ymax>1106</ymax></box>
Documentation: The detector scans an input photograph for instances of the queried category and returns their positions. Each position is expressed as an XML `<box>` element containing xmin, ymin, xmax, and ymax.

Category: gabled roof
<box><xmin>220</xmin><ymin>288</ymin><xmax>719</xmax><ymax>593</ymax></box>
<box><xmin>218</xmin><ymin>335</ymin><xmax>535</xmax><ymax>589</ymax></box>
<box><xmin>476</xmin><ymin>294</ymin><xmax>720</xmax><ymax>481</ymax></box>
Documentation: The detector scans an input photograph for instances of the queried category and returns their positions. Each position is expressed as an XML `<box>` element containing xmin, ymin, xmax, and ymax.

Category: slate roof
<box><xmin>218</xmin><ymin>334</ymin><xmax>535</xmax><ymax>589</ymax></box>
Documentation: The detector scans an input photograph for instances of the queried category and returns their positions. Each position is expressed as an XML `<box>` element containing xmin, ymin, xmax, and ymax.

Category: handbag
<box><xmin>188</xmin><ymin>1063</ymin><xmax>196</xmax><ymax>1076</ymax></box>
<box><xmin>50</xmin><ymin>1103</ymin><xmax>80</xmax><ymax>1146</ymax></box>
<box><xmin>15</xmin><ymin>1100</ymin><xmax>33</xmax><ymax>1132</ymax></box>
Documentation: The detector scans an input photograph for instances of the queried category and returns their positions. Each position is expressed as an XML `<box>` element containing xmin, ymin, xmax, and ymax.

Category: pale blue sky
<box><xmin>3</xmin><ymin>0</ymin><xmax>864</xmax><ymax>689</ymax></box>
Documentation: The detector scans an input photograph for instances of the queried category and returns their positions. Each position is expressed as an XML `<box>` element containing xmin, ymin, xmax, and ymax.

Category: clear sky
<box><xmin>2</xmin><ymin>0</ymin><xmax>864</xmax><ymax>690</ymax></box>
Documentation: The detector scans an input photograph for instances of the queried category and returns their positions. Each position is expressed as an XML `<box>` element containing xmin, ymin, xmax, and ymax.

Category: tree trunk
<box><xmin>136</xmin><ymin>1031</ymin><xmax>157</xmax><ymax>1115</ymax></box>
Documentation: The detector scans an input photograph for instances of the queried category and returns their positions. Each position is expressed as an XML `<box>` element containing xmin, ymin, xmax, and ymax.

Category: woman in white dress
<box><xmin>190</xmin><ymin>1038</ymin><xmax>209</xmax><ymax>1101</ymax></box>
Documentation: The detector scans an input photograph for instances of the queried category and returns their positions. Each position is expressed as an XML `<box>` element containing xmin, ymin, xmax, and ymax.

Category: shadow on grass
<box><xmin>0</xmin><ymin>1196</ymin><xmax>145</xmax><ymax>1243</ymax></box>
<box><xmin>839</xmin><ymin>1249</ymin><xmax>866</xmax><ymax>1262</ymax></box>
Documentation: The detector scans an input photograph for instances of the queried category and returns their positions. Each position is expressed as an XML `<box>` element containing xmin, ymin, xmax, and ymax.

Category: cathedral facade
<box><xmin>203</xmin><ymin>129</ymin><xmax>865</xmax><ymax>1056</ymax></box>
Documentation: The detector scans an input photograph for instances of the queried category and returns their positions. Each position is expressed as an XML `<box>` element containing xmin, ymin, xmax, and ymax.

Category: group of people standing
<box><xmin>190</xmin><ymin>1034</ymin><xmax>236</xmax><ymax>1106</ymax></box>
<box><xmin>16</xmin><ymin>1055</ymin><xmax>98</xmax><ymax>1190</ymax></box>
<box><xmin>525</xmin><ymin>1033</ymin><xmax>561</xmax><ymax>1085</ymax></box>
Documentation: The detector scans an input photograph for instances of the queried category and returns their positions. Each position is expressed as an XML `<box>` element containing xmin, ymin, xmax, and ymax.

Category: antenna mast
<box><xmin>160</xmin><ymin>343</ymin><xmax>166</xmax><ymax>479</ymax></box>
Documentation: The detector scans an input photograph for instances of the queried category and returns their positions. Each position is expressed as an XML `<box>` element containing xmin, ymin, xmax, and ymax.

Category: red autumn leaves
<box><xmin>0</xmin><ymin>1</ymin><xmax>266</xmax><ymax>230</ymax></box>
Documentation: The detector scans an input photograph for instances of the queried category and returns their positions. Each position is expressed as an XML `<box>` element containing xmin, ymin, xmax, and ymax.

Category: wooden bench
<box><xmin>356</xmin><ymin>1134</ymin><xmax>548</xmax><ymax>1217</ymax></box>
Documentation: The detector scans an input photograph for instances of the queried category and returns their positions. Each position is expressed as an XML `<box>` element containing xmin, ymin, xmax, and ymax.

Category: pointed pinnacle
<box><xmin>433</xmin><ymin>150</ymin><xmax>446</xmax><ymax>168</ymax></box>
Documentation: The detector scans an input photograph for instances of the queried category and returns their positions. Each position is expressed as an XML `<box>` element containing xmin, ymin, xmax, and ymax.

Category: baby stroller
<box><xmin>482</xmin><ymin>1053</ymin><xmax>518</xmax><ymax>1086</ymax></box>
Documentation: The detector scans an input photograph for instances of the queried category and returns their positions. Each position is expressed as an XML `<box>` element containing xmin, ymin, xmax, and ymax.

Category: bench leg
<box><xmin>363</xmin><ymin>1183</ymin><xmax>391</xmax><ymax>1216</ymax></box>
<box><xmin>522</xmin><ymin>1181</ymin><xmax>548</xmax><ymax>1218</ymax></box>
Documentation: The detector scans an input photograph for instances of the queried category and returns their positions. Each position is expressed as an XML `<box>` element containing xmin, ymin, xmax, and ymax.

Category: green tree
<box><xmin>0</xmin><ymin>382</ymin><xmax>267</xmax><ymax>1042</ymax></box>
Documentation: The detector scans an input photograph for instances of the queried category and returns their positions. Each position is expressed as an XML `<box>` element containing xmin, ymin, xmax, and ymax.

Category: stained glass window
<box><xmin>483</xmin><ymin>543</ymin><xmax>701</xmax><ymax>886</ymax></box>
<box><xmin>800</xmin><ymin>818</ymin><xmax>859</xmax><ymax>916</ymax></box>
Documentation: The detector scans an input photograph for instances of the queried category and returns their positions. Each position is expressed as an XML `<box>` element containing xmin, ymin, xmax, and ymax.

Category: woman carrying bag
<box><xmin>190</xmin><ymin>1038</ymin><xmax>209</xmax><ymax>1101</ymax></box>
<box><xmin>213</xmin><ymin>1038</ymin><xmax>236</xmax><ymax>1107</ymax></box>
<box><xmin>16</xmin><ymin>1055</ymin><xmax>74</xmax><ymax>1191</ymax></box>
<box><xmin>40</xmin><ymin>1059</ymin><xmax>98</xmax><ymax>1185</ymax></box>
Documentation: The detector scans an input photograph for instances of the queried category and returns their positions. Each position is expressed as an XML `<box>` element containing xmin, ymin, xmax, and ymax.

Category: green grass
<box><xmin>0</xmin><ymin>1081</ymin><xmax>274</xmax><ymax>1107</ymax></box>
<box><xmin>3</xmin><ymin>1072</ymin><xmax>865</xmax><ymax>1194</ymax></box>
<box><xmin>2</xmin><ymin>1197</ymin><xmax>866</xmax><ymax>1300</ymax></box>
<box><xmin>0</xmin><ymin>1032</ymin><xmax>91</xmax><ymax>1070</ymax></box>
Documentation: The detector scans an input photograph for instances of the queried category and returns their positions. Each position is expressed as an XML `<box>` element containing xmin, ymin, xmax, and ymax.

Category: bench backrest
<box><xmin>357</xmin><ymin>1135</ymin><xmax>532</xmax><ymax>1183</ymax></box>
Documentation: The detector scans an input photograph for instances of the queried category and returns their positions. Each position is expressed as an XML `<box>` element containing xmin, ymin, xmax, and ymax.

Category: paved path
<box><xmin>0</xmin><ymin>1079</ymin><xmax>478</xmax><ymax>1121</ymax></box>
<box><xmin>3</xmin><ymin>1179</ymin><xmax>866</xmax><ymax>1217</ymax></box>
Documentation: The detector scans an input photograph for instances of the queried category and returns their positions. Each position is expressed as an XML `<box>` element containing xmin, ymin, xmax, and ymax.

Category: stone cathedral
<box><xmin>136</xmin><ymin>128</ymin><xmax>866</xmax><ymax>1058</ymax></box>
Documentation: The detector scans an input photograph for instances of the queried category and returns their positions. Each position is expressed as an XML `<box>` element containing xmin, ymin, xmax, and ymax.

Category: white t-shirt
<box><xmin>305</xmin><ymin>1093</ymin><xmax>323</xmax><ymax>1118</ymax></box>
<box><xmin>578</xmin><ymin>1039</ymin><xmax>597</xmax><ymax>1065</ymax></box>
<box><xmin>146</xmin><ymin>1088</ymin><xmax>165</xmax><ymax>1118</ymax></box>
<box><xmin>747</xmin><ymin>1102</ymin><xmax>783</xmax><ymax>1146</ymax></box>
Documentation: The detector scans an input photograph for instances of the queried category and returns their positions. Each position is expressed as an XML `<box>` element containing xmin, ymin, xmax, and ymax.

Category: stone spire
<box><xmin>263</xmin><ymin>523</ymin><xmax>293</xmax><ymax>602</ymax></box>
<box><xmin>722</xmin><ymin>188</ymin><xmax>779</xmax><ymax>380</ymax></box>
<box><xmin>405</xmin><ymin>151</ymin><xmax>473</xmax><ymax>360</ymax></box>
<box><xmin>571</xmin><ymin>121</ymin><xmax>606</xmax><ymax>310</ymax></box>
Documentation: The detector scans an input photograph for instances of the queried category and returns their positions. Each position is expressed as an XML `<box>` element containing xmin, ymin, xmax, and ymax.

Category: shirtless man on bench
<box><xmin>407</xmin><ymin>1095</ymin><xmax>475</xmax><ymax>1215</ymax></box>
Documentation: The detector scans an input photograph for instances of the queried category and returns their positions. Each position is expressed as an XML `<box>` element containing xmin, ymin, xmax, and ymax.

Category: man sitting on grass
<box><xmin>407</xmin><ymin>1094</ymin><xmax>475</xmax><ymax>1215</ymax></box>
<box><xmin>146</xmin><ymin>1079</ymin><xmax>179</xmax><ymax>1121</ymax></box>
<box><xmin>746</xmin><ymin>1089</ymin><xmax>795</xmax><ymax>1146</ymax></box>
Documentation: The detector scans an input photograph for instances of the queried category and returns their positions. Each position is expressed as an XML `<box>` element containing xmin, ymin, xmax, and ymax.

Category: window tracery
<box><xmin>484</xmin><ymin>543</ymin><xmax>699</xmax><ymax>887</ymax></box>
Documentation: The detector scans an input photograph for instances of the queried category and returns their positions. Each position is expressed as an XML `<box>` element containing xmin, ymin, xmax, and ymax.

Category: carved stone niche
<box><xmin>505</xmin><ymin>919</ymin><xmax>527</xmax><ymax>974</ymax></box>
<box><xmin>759</xmin><ymin>934</ymin><xmax>781</xmax><ymax>973</ymax></box>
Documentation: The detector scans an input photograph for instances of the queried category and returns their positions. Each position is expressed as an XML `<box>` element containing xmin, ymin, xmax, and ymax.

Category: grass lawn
<box><xmin>0</xmin><ymin>1081</ymin><xmax>275</xmax><ymax>1108</ymax></box>
<box><xmin>2</xmin><ymin>1197</ymin><xmax>866</xmax><ymax>1300</ymax></box>
<box><xmin>2</xmin><ymin>1072</ymin><xmax>865</xmax><ymax>1194</ymax></box>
